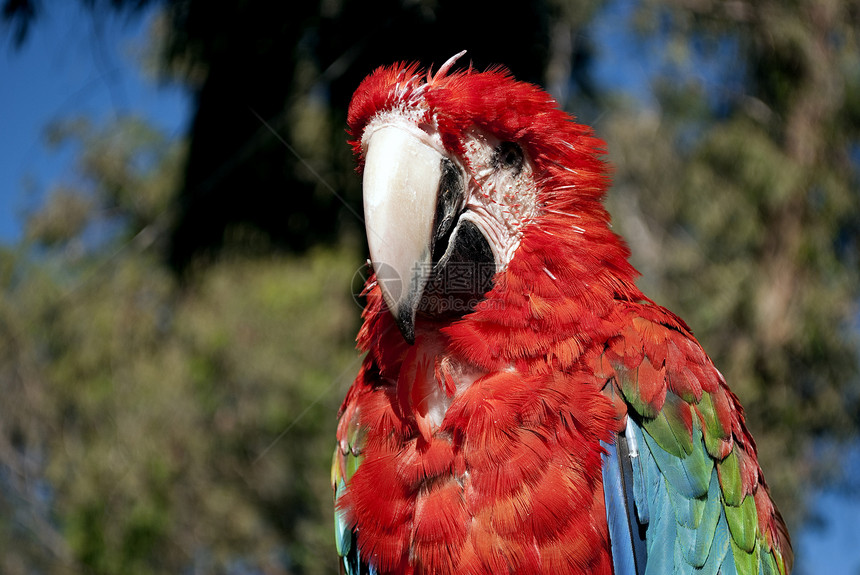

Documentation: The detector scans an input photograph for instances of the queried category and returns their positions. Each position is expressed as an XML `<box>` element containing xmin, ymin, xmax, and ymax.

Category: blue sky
<box><xmin>0</xmin><ymin>2</ymin><xmax>187</xmax><ymax>243</ymax></box>
<box><xmin>1</xmin><ymin>1</ymin><xmax>859</xmax><ymax>573</ymax></box>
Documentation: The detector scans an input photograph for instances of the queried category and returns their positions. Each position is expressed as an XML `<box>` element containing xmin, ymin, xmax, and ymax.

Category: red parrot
<box><xmin>332</xmin><ymin>52</ymin><xmax>792</xmax><ymax>575</ymax></box>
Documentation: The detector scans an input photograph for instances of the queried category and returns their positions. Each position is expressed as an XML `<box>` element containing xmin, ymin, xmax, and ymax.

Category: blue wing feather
<box><xmin>602</xmin><ymin>438</ymin><xmax>645</xmax><ymax>575</ymax></box>
<box><xmin>619</xmin><ymin>417</ymin><xmax>751</xmax><ymax>575</ymax></box>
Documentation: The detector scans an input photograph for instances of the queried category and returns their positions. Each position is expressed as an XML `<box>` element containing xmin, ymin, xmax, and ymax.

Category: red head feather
<box><xmin>348</xmin><ymin>56</ymin><xmax>642</xmax><ymax>368</ymax></box>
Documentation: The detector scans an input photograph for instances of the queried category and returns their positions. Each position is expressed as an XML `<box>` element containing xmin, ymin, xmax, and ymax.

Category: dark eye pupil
<box><xmin>495</xmin><ymin>142</ymin><xmax>523</xmax><ymax>175</ymax></box>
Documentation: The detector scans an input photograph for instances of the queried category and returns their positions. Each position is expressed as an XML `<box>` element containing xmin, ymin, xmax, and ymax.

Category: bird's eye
<box><xmin>493</xmin><ymin>142</ymin><xmax>524</xmax><ymax>176</ymax></box>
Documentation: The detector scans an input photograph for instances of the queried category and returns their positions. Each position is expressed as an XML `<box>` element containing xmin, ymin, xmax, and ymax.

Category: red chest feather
<box><xmin>336</xmin><ymin>340</ymin><xmax>618</xmax><ymax>575</ymax></box>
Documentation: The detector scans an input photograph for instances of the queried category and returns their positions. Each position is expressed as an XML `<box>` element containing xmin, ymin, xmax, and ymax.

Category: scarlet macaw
<box><xmin>332</xmin><ymin>52</ymin><xmax>792</xmax><ymax>575</ymax></box>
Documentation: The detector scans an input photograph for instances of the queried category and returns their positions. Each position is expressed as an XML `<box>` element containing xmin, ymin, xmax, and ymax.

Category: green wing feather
<box><xmin>602</xmin><ymin>308</ymin><xmax>792</xmax><ymax>574</ymax></box>
<box><xmin>332</xmin><ymin>408</ymin><xmax>373</xmax><ymax>575</ymax></box>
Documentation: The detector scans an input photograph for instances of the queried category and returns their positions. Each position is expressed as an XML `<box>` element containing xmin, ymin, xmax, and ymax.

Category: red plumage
<box><xmin>334</xmin><ymin>56</ymin><xmax>792</xmax><ymax>574</ymax></box>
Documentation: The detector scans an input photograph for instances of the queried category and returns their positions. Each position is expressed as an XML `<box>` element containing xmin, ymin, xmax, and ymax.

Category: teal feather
<box><xmin>627</xmin><ymin>414</ymin><xmax>776</xmax><ymax>575</ymax></box>
<box><xmin>641</xmin><ymin>418</ymin><xmax>713</xmax><ymax>499</ymax></box>
<box><xmin>642</xmin><ymin>474</ymin><xmax>675</xmax><ymax>575</ymax></box>
<box><xmin>334</xmin><ymin>487</ymin><xmax>351</xmax><ymax>558</ymax></box>
<box><xmin>702</xmin><ymin>511</ymin><xmax>734</xmax><ymax>575</ymax></box>
<box><xmin>664</xmin><ymin>474</ymin><xmax>704</xmax><ymax>529</ymax></box>
<box><xmin>673</xmin><ymin>536</ymin><xmax>694</xmax><ymax>575</ymax></box>
<box><xmin>675</xmin><ymin>472</ymin><xmax>721</xmax><ymax>567</ymax></box>
<box><xmin>630</xmin><ymin>420</ymin><xmax>675</xmax><ymax>575</ymax></box>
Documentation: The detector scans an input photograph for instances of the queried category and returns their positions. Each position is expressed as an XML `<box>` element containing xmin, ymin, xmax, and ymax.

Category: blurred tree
<box><xmin>0</xmin><ymin>116</ymin><xmax>360</xmax><ymax>573</ymax></box>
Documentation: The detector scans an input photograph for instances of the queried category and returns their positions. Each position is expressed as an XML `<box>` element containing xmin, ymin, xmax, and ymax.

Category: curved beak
<box><xmin>362</xmin><ymin>125</ymin><xmax>458</xmax><ymax>344</ymax></box>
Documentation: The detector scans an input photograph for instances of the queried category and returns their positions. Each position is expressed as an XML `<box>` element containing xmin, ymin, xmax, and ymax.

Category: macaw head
<box><xmin>349</xmin><ymin>52</ymin><xmax>635</xmax><ymax>345</ymax></box>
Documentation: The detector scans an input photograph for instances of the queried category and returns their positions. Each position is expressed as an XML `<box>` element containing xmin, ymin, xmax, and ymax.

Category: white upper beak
<box><xmin>362</xmin><ymin>125</ymin><xmax>447</xmax><ymax>343</ymax></box>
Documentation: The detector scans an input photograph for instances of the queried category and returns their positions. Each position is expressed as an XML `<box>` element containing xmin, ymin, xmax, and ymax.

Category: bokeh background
<box><xmin>1</xmin><ymin>0</ymin><xmax>859</xmax><ymax>573</ymax></box>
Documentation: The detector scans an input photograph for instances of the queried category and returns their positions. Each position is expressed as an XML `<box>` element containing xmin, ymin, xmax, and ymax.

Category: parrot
<box><xmin>331</xmin><ymin>51</ymin><xmax>793</xmax><ymax>575</ymax></box>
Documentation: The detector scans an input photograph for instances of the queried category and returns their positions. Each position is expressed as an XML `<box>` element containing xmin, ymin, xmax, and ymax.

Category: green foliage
<box><xmin>0</xmin><ymin>115</ymin><xmax>361</xmax><ymax>573</ymax></box>
<box><xmin>40</xmin><ymin>115</ymin><xmax>182</xmax><ymax>238</ymax></box>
